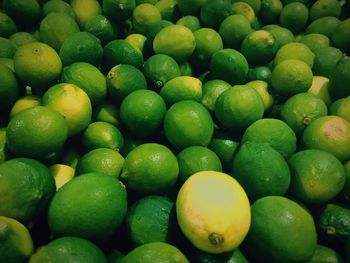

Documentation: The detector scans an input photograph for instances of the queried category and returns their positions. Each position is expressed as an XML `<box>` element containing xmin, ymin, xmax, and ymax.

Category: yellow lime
<box><xmin>201</xmin><ymin>79</ymin><xmax>232</xmax><ymax>112</ymax></box>
<box><xmin>50</xmin><ymin>164</ymin><xmax>75</xmax><ymax>190</ymax></box>
<box><xmin>93</xmin><ymin>103</ymin><xmax>121</xmax><ymax>127</ymax></box>
<box><xmin>70</xmin><ymin>0</ymin><xmax>102</xmax><ymax>27</ymax></box>
<box><xmin>10</xmin><ymin>95</ymin><xmax>41</xmax><ymax>118</ymax></box>
<box><xmin>246</xmin><ymin>80</ymin><xmax>274</xmax><ymax>110</ymax></box>
<box><xmin>132</xmin><ymin>3</ymin><xmax>162</xmax><ymax>35</ymax></box>
<box><xmin>330</xmin><ymin>96</ymin><xmax>350</xmax><ymax>123</ymax></box>
<box><xmin>308</xmin><ymin>76</ymin><xmax>332</xmax><ymax>106</ymax></box>
<box><xmin>231</xmin><ymin>1</ymin><xmax>256</xmax><ymax>24</ymax></box>
<box><xmin>274</xmin><ymin>42</ymin><xmax>315</xmax><ymax>68</ymax></box>
<box><xmin>125</xmin><ymin>33</ymin><xmax>147</xmax><ymax>52</ymax></box>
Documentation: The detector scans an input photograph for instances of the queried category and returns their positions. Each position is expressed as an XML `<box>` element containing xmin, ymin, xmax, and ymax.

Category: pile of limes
<box><xmin>1</xmin><ymin>0</ymin><xmax>350</xmax><ymax>262</ymax></box>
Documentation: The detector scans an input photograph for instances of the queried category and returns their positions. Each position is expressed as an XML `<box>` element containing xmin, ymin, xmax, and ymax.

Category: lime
<box><xmin>125</xmin><ymin>33</ymin><xmax>147</xmax><ymax>52</ymax></box>
<box><xmin>302</xmin><ymin>115</ymin><xmax>350</xmax><ymax>162</ymax></box>
<box><xmin>155</xmin><ymin>0</ymin><xmax>179</xmax><ymax>22</ymax></box>
<box><xmin>177</xmin><ymin>0</ymin><xmax>207</xmax><ymax>16</ymax></box>
<box><xmin>9</xmin><ymin>95</ymin><xmax>41</xmax><ymax>118</ymax></box>
<box><xmin>246</xmin><ymin>80</ymin><xmax>274</xmax><ymax>111</ymax></box>
<box><xmin>119</xmin><ymin>135</ymin><xmax>144</xmax><ymax>158</ymax></box>
<box><xmin>29</xmin><ymin>236</ymin><xmax>107</xmax><ymax>263</ymax></box>
<box><xmin>232</xmin><ymin>141</ymin><xmax>291</xmax><ymax>200</ymax></box>
<box><xmin>201</xmin><ymin>79</ymin><xmax>231</xmax><ymax>112</ymax></box>
<box><xmin>143</xmin><ymin>54</ymin><xmax>181</xmax><ymax>91</ymax></box>
<box><xmin>245</xmin><ymin>196</ymin><xmax>317</xmax><ymax>262</ymax></box>
<box><xmin>6</xmin><ymin>106</ymin><xmax>68</xmax><ymax>160</ymax></box>
<box><xmin>42</xmin><ymin>83</ymin><xmax>92</xmax><ymax>137</ymax></box>
<box><xmin>331</xmin><ymin>18</ymin><xmax>350</xmax><ymax>53</ymax></box>
<box><xmin>126</xmin><ymin>195</ymin><xmax>174</xmax><ymax>246</ymax></box>
<box><xmin>103</xmin><ymin>39</ymin><xmax>144</xmax><ymax>71</ymax></box>
<box><xmin>13</xmin><ymin>42</ymin><xmax>62</xmax><ymax>91</ymax></box>
<box><xmin>259</xmin><ymin>0</ymin><xmax>283</xmax><ymax>24</ymax></box>
<box><xmin>280</xmin><ymin>92</ymin><xmax>328</xmax><ymax>136</ymax></box>
<box><xmin>131</xmin><ymin>3</ymin><xmax>162</xmax><ymax>35</ymax></box>
<box><xmin>329</xmin><ymin>56</ymin><xmax>350</xmax><ymax>99</ymax></box>
<box><xmin>0</xmin><ymin>11</ymin><xmax>17</xmax><ymax>38</ymax></box>
<box><xmin>120</xmin><ymin>143</ymin><xmax>179</xmax><ymax>194</ymax></box>
<box><xmin>107</xmin><ymin>64</ymin><xmax>148</xmax><ymax>103</ymax></box>
<box><xmin>310</xmin><ymin>0</ymin><xmax>341</xmax><ymax>21</ymax></box>
<box><xmin>288</xmin><ymin>149</ymin><xmax>346</xmax><ymax>204</ymax></box>
<box><xmin>191</xmin><ymin>248</ymin><xmax>249</xmax><ymax>263</ymax></box>
<box><xmin>266</xmin><ymin>26</ymin><xmax>295</xmax><ymax>48</ymax></box>
<box><xmin>218</xmin><ymin>14</ymin><xmax>252</xmax><ymax>49</ymax></box>
<box><xmin>39</xmin><ymin>12</ymin><xmax>80</xmax><ymax>52</ymax></box>
<box><xmin>70</xmin><ymin>0</ymin><xmax>102</xmax><ymax>27</ymax></box>
<box><xmin>0</xmin><ymin>216</ymin><xmax>33</xmax><ymax>263</ymax></box>
<box><xmin>179</xmin><ymin>61</ymin><xmax>193</xmax><ymax>76</ymax></box>
<box><xmin>76</xmin><ymin>148</ymin><xmax>124</xmax><ymax>178</ymax></box>
<box><xmin>59</xmin><ymin>32</ymin><xmax>103</xmax><ymax>67</ymax></box>
<box><xmin>330</xmin><ymin>96</ymin><xmax>350</xmax><ymax>123</ymax></box>
<box><xmin>306</xmin><ymin>16</ymin><xmax>341</xmax><ymax>37</ymax></box>
<box><xmin>241</xmin><ymin>30</ymin><xmax>278</xmax><ymax>66</ymax></box>
<box><xmin>102</xmin><ymin>0</ymin><xmax>136</xmax><ymax>22</ymax></box>
<box><xmin>232</xmin><ymin>0</ymin><xmax>261</xmax><ymax>14</ymax></box>
<box><xmin>176</xmin><ymin>15</ymin><xmax>201</xmax><ymax>32</ymax></box>
<box><xmin>309</xmin><ymin>245</ymin><xmax>345</xmax><ymax>263</ymax></box>
<box><xmin>299</xmin><ymin>33</ymin><xmax>330</xmax><ymax>52</ymax></box>
<box><xmin>108</xmin><ymin>250</ymin><xmax>124</xmax><ymax>263</ymax></box>
<box><xmin>120</xmin><ymin>89</ymin><xmax>166</xmax><ymax>138</ymax></box>
<box><xmin>49</xmin><ymin>164</ymin><xmax>75</xmax><ymax>190</ymax></box>
<box><xmin>0</xmin><ymin>63</ymin><xmax>18</xmax><ymax>110</ymax></box>
<box><xmin>273</xmin><ymin>42</ymin><xmax>315</xmax><ymax>68</ymax></box>
<box><xmin>279</xmin><ymin>2</ymin><xmax>309</xmax><ymax>34</ymax></box>
<box><xmin>0</xmin><ymin>128</ymin><xmax>10</xmax><ymax>164</ymax></box>
<box><xmin>81</xmin><ymin>121</ymin><xmax>124</xmax><ymax>152</ymax></box>
<box><xmin>231</xmin><ymin>2</ymin><xmax>256</xmax><ymax>25</ymax></box>
<box><xmin>308</xmin><ymin>76</ymin><xmax>332</xmax><ymax>106</ymax></box>
<box><xmin>83</xmin><ymin>14</ymin><xmax>118</xmax><ymax>45</ymax></box>
<box><xmin>313</xmin><ymin>47</ymin><xmax>344</xmax><ymax>77</ymax></box>
<box><xmin>163</xmin><ymin>100</ymin><xmax>214</xmax><ymax>150</ymax></box>
<box><xmin>121</xmin><ymin>242</ymin><xmax>188</xmax><ymax>263</ymax></box>
<box><xmin>215</xmin><ymin>86</ymin><xmax>264</xmax><ymax>133</ymax></box>
<box><xmin>343</xmin><ymin>161</ymin><xmax>350</xmax><ymax>201</ymax></box>
<box><xmin>48</xmin><ymin>173</ymin><xmax>127</xmax><ymax>242</ymax></box>
<box><xmin>9</xmin><ymin>32</ymin><xmax>37</xmax><ymax>47</ymax></box>
<box><xmin>176</xmin><ymin>171</ymin><xmax>250</xmax><ymax>253</ymax></box>
<box><xmin>93</xmin><ymin>103</ymin><xmax>120</xmax><ymax>127</ymax></box>
<box><xmin>247</xmin><ymin>66</ymin><xmax>272</xmax><ymax>83</ymax></box>
<box><xmin>0</xmin><ymin>157</ymin><xmax>56</xmax><ymax>221</ymax></box>
<box><xmin>160</xmin><ymin>76</ymin><xmax>202</xmax><ymax>106</ymax></box>
<box><xmin>144</xmin><ymin>19</ymin><xmax>173</xmax><ymax>52</ymax></box>
<box><xmin>42</xmin><ymin>0</ymin><xmax>76</xmax><ymax>18</ymax></box>
<box><xmin>200</xmin><ymin>0</ymin><xmax>233</xmax><ymax>29</ymax></box>
<box><xmin>2</xmin><ymin>0</ymin><xmax>40</xmax><ymax>28</ymax></box>
<box><xmin>209</xmin><ymin>49</ymin><xmax>249</xmax><ymax>85</ymax></box>
<box><xmin>0</xmin><ymin>57</ymin><xmax>14</xmax><ymax>71</ymax></box>
<box><xmin>271</xmin><ymin>59</ymin><xmax>313</xmax><ymax>97</ymax></box>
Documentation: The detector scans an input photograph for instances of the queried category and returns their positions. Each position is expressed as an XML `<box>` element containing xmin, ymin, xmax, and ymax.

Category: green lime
<box><xmin>271</xmin><ymin>59</ymin><xmax>313</xmax><ymax>97</ymax></box>
<box><xmin>164</xmin><ymin>100</ymin><xmax>214</xmax><ymax>150</ymax></box>
<box><xmin>280</xmin><ymin>92</ymin><xmax>328</xmax><ymax>136</ymax></box>
<box><xmin>121</xmin><ymin>242</ymin><xmax>188</xmax><ymax>263</ymax></box>
<box><xmin>232</xmin><ymin>0</ymin><xmax>261</xmax><ymax>14</ymax></box>
<box><xmin>13</xmin><ymin>42</ymin><xmax>62</xmax><ymax>91</ymax></box>
<box><xmin>299</xmin><ymin>33</ymin><xmax>330</xmax><ymax>52</ymax></box>
<box><xmin>247</xmin><ymin>66</ymin><xmax>272</xmax><ymax>83</ymax></box>
<box><xmin>48</xmin><ymin>173</ymin><xmax>127</xmax><ymax>242</ymax></box>
<box><xmin>42</xmin><ymin>83</ymin><xmax>92</xmax><ymax>137</ymax></box>
<box><xmin>70</xmin><ymin>0</ymin><xmax>102</xmax><ymax>27</ymax></box>
<box><xmin>81</xmin><ymin>121</ymin><xmax>124</xmax><ymax>152</ymax></box>
<box><xmin>176</xmin><ymin>15</ymin><xmax>201</xmax><ymax>32</ymax></box>
<box><xmin>302</xmin><ymin>115</ymin><xmax>350</xmax><ymax>162</ymax></box>
<box><xmin>9</xmin><ymin>32</ymin><xmax>37</xmax><ymax>47</ymax></box>
<box><xmin>310</xmin><ymin>0</ymin><xmax>341</xmax><ymax>21</ymax></box>
<box><xmin>84</xmin><ymin>14</ymin><xmax>118</xmax><ymax>45</ymax></box>
<box><xmin>313</xmin><ymin>46</ymin><xmax>344</xmax><ymax>77</ymax></box>
<box><xmin>155</xmin><ymin>0</ymin><xmax>179</xmax><ymax>22</ymax></box>
<box><xmin>215</xmin><ymin>86</ymin><xmax>264</xmax><ymax>133</ymax></box>
<box><xmin>153</xmin><ymin>24</ymin><xmax>196</xmax><ymax>63</ymax></box>
<box><xmin>143</xmin><ymin>54</ymin><xmax>181</xmax><ymax>91</ymax></box>
<box><xmin>108</xmin><ymin>250</ymin><xmax>124</xmax><ymax>263</ymax></box>
<box><xmin>0</xmin><ymin>157</ymin><xmax>56</xmax><ymax>221</ymax></box>
<box><xmin>103</xmin><ymin>39</ymin><xmax>144</xmax><ymax>71</ymax></box>
<box><xmin>259</xmin><ymin>0</ymin><xmax>283</xmax><ymax>24</ymax></box>
<box><xmin>39</xmin><ymin>12</ymin><xmax>80</xmax><ymax>52</ymax></box>
<box><xmin>132</xmin><ymin>3</ymin><xmax>162</xmax><ymax>35</ymax></box>
<box><xmin>306</xmin><ymin>16</ymin><xmax>341</xmax><ymax>37</ymax></box>
<box><xmin>242</xmin><ymin>118</ymin><xmax>297</xmax><ymax>158</ymax></box>
<box><xmin>0</xmin><ymin>11</ymin><xmax>17</xmax><ymax>38</ymax></box>
<box><xmin>309</xmin><ymin>245</ymin><xmax>345</xmax><ymax>263</ymax></box>
<box><xmin>2</xmin><ymin>0</ymin><xmax>40</xmax><ymax>28</ymax></box>
<box><xmin>179</xmin><ymin>61</ymin><xmax>193</xmax><ymax>76</ymax></box>
<box><xmin>102</xmin><ymin>0</ymin><xmax>136</xmax><ymax>22</ymax></box>
<box><xmin>0</xmin><ymin>128</ymin><xmax>11</xmax><ymax>164</ymax></box>
<box><xmin>120</xmin><ymin>143</ymin><xmax>179</xmax><ymax>194</ymax></box>
<box><xmin>120</xmin><ymin>89</ymin><xmax>166</xmax><ymax>138</ymax></box>
<box><xmin>342</xmin><ymin>160</ymin><xmax>350</xmax><ymax>202</ymax></box>
<box><xmin>160</xmin><ymin>76</ymin><xmax>202</xmax><ymax>106</ymax></box>
<box><xmin>76</xmin><ymin>148</ymin><xmax>124</xmax><ymax>178</ymax></box>
<box><xmin>119</xmin><ymin>135</ymin><xmax>144</xmax><ymax>158</ymax></box>
<box><xmin>288</xmin><ymin>149</ymin><xmax>346</xmax><ymax>204</ymax></box>
<box><xmin>145</xmin><ymin>20</ymin><xmax>173</xmax><ymax>52</ymax></box>
<box><xmin>42</xmin><ymin>0</ymin><xmax>76</xmax><ymax>18</ymax></box>
<box><xmin>232</xmin><ymin>141</ymin><xmax>291</xmax><ymax>200</ymax></box>
<box><xmin>93</xmin><ymin>103</ymin><xmax>121</xmax><ymax>127</ymax></box>
<box><xmin>279</xmin><ymin>2</ymin><xmax>309</xmax><ymax>34</ymax></box>
<box><xmin>246</xmin><ymin>80</ymin><xmax>274</xmax><ymax>110</ymax></box>
<box><xmin>231</xmin><ymin>1</ymin><xmax>256</xmax><ymax>25</ymax></box>
<box><xmin>209</xmin><ymin>49</ymin><xmax>249</xmax><ymax>85</ymax></box>
<box><xmin>177</xmin><ymin>146</ymin><xmax>222</xmax><ymax>182</ymax></box>
<box><xmin>201</xmin><ymin>79</ymin><xmax>231</xmax><ymax>112</ymax></box>
<box><xmin>273</xmin><ymin>42</ymin><xmax>315</xmax><ymax>68</ymax></box>
<box><xmin>329</xmin><ymin>56</ymin><xmax>350</xmax><ymax>99</ymax></box>
<box><xmin>9</xmin><ymin>95</ymin><xmax>41</xmax><ymax>118</ymax></box>
<box><xmin>308</xmin><ymin>76</ymin><xmax>332</xmax><ymax>106</ymax></box>
<box><xmin>0</xmin><ymin>57</ymin><xmax>14</xmax><ymax>71</ymax></box>
<box><xmin>29</xmin><ymin>236</ymin><xmax>107</xmax><ymax>263</ymax></box>
<box><xmin>0</xmin><ymin>37</ymin><xmax>17</xmax><ymax>58</ymax></box>
<box><xmin>331</xmin><ymin>18</ymin><xmax>350</xmax><ymax>53</ymax></box>
<box><xmin>330</xmin><ymin>96</ymin><xmax>350</xmax><ymax>123</ymax></box>
<box><xmin>200</xmin><ymin>0</ymin><xmax>233</xmax><ymax>29</ymax></box>
<box><xmin>0</xmin><ymin>63</ymin><xmax>18</xmax><ymax>110</ymax></box>
<box><xmin>6</xmin><ymin>106</ymin><xmax>68</xmax><ymax>160</ymax></box>
<box><xmin>191</xmin><ymin>248</ymin><xmax>249</xmax><ymax>263</ymax></box>
<box><xmin>126</xmin><ymin>195</ymin><xmax>174</xmax><ymax>246</ymax></box>
<box><xmin>219</xmin><ymin>14</ymin><xmax>252</xmax><ymax>49</ymax></box>
<box><xmin>177</xmin><ymin>0</ymin><xmax>207</xmax><ymax>16</ymax></box>
<box><xmin>266</xmin><ymin>26</ymin><xmax>295</xmax><ymax>48</ymax></box>
<box><xmin>0</xmin><ymin>216</ymin><xmax>33</xmax><ymax>263</ymax></box>
<box><xmin>245</xmin><ymin>196</ymin><xmax>317</xmax><ymax>262</ymax></box>
<box><xmin>106</xmin><ymin>64</ymin><xmax>148</xmax><ymax>103</ymax></box>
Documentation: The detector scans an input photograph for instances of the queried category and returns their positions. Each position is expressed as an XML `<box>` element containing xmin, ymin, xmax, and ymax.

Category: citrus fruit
<box><xmin>0</xmin><ymin>11</ymin><xmax>17</xmax><ymax>38</ymax></box>
<box><xmin>247</xmin><ymin>66</ymin><xmax>272</xmax><ymax>83</ymax></box>
<box><xmin>329</xmin><ymin>56</ymin><xmax>350</xmax><ymax>99</ymax></box>
<box><xmin>9</xmin><ymin>32</ymin><xmax>37</xmax><ymax>47</ymax></box>
<box><xmin>309</xmin><ymin>245</ymin><xmax>345</xmax><ymax>263</ymax></box>
<box><xmin>0</xmin><ymin>128</ymin><xmax>10</xmax><ymax>164</ymax></box>
<box><xmin>200</xmin><ymin>0</ymin><xmax>233</xmax><ymax>29</ymax></box>
<box><xmin>190</xmin><ymin>247</ymin><xmax>249</xmax><ymax>263</ymax></box>
<box><xmin>310</xmin><ymin>0</ymin><xmax>341</xmax><ymax>21</ymax></box>
<box><xmin>0</xmin><ymin>57</ymin><xmax>14</xmax><ymax>71</ymax></box>
<box><xmin>13</xmin><ymin>42</ymin><xmax>62</xmax><ymax>91</ymax></box>
<box><xmin>259</xmin><ymin>0</ymin><xmax>283</xmax><ymax>24</ymax></box>
<box><xmin>48</xmin><ymin>173</ymin><xmax>127</xmax><ymax>242</ymax></box>
<box><xmin>70</xmin><ymin>0</ymin><xmax>102</xmax><ymax>27</ymax></box>
<box><xmin>201</xmin><ymin>79</ymin><xmax>231</xmax><ymax>112</ymax></box>
<box><xmin>215</xmin><ymin>86</ymin><xmax>264</xmax><ymax>133</ymax></box>
<box><xmin>244</xmin><ymin>196</ymin><xmax>317</xmax><ymax>262</ymax></box>
<box><xmin>9</xmin><ymin>95</ymin><xmax>41</xmax><ymax>118</ymax></box>
<box><xmin>0</xmin><ymin>63</ymin><xmax>18</xmax><ymax>110</ymax></box>
<box><xmin>120</xmin><ymin>89</ymin><xmax>166</xmax><ymax>138</ymax></box>
<box><xmin>176</xmin><ymin>171</ymin><xmax>251</xmax><ymax>254</ymax></box>
<box><xmin>144</xmin><ymin>19</ymin><xmax>173</xmax><ymax>52</ymax></box>
<box><xmin>2</xmin><ymin>0</ymin><xmax>40</xmax><ymax>28</ymax></box>
<box><xmin>131</xmin><ymin>3</ymin><xmax>162</xmax><ymax>35</ymax></box>
<box><xmin>39</xmin><ymin>12</ymin><xmax>80</xmax><ymax>52</ymax></box>
<box><xmin>0</xmin><ymin>216</ymin><xmax>33</xmax><ymax>263</ymax></box>
<box><xmin>266</xmin><ymin>26</ymin><xmax>295</xmax><ymax>48</ymax></box>
<box><xmin>143</xmin><ymin>54</ymin><xmax>181</xmax><ymax>91</ymax></box>
<box><xmin>0</xmin><ymin>157</ymin><xmax>56</xmax><ymax>221</ymax></box>
<box><xmin>93</xmin><ymin>103</ymin><xmax>120</xmax><ymax>127</ymax></box>
<box><xmin>0</xmin><ymin>36</ymin><xmax>17</xmax><ymax>58</ymax></box>
<box><xmin>107</xmin><ymin>64</ymin><xmax>148</xmax><ymax>104</ymax></box>
<box><xmin>81</xmin><ymin>121</ymin><xmax>124</xmax><ymax>152</ymax></box>
<box><xmin>76</xmin><ymin>148</ymin><xmax>124</xmax><ymax>178</ymax></box>
<box><xmin>176</xmin><ymin>15</ymin><xmax>201</xmax><ymax>32</ymax></box>
<box><xmin>42</xmin><ymin>83</ymin><xmax>92</xmax><ymax>137</ymax></box>
<box><xmin>121</xmin><ymin>242</ymin><xmax>189</xmax><ymax>263</ymax></box>
<box><xmin>302</xmin><ymin>115</ymin><xmax>350</xmax><ymax>162</ymax></box>
<box><xmin>331</xmin><ymin>18</ymin><xmax>350</xmax><ymax>53</ymax></box>
<box><xmin>273</xmin><ymin>42</ymin><xmax>315</xmax><ymax>68</ymax></box>
<box><xmin>49</xmin><ymin>164</ymin><xmax>75</xmax><ymax>190</ymax></box>
<box><xmin>330</xmin><ymin>96</ymin><xmax>350</xmax><ymax>123</ymax></box>
<box><xmin>305</xmin><ymin>16</ymin><xmax>341</xmax><ymax>37</ymax></box>
<box><xmin>125</xmin><ymin>33</ymin><xmax>147</xmax><ymax>52</ymax></box>
<box><xmin>61</xmin><ymin>62</ymin><xmax>107</xmax><ymax>105</ymax></box>
<box><xmin>42</xmin><ymin>0</ymin><xmax>76</xmax><ymax>18</ymax></box>
<box><xmin>313</xmin><ymin>46</ymin><xmax>344</xmax><ymax>77</ymax></box>
<box><xmin>246</xmin><ymin>80</ymin><xmax>274</xmax><ymax>111</ymax></box>
<box><xmin>288</xmin><ymin>149</ymin><xmax>346</xmax><ymax>204</ymax></box>
<box><xmin>102</xmin><ymin>0</ymin><xmax>135</xmax><ymax>22</ymax></box>
<box><xmin>163</xmin><ymin>100</ymin><xmax>214</xmax><ymax>149</ymax></box>
<box><xmin>209</xmin><ymin>49</ymin><xmax>249</xmax><ymax>85</ymax></box>
<box><xmin>232</xmin><ymin>0</ymin><xmax>261</xmax><ymax>14</ymax></box>
<box><xmin>308</xmin><ymin>76</ymin><xmax>332</xmax><ymax>106</ymax></box>
<box><xmin>280</xmin><ymin>92</ymin><xmax>328</xmax><ymax>136</ymax></box>
<box><xmin>103</xmin><ymin>39</ymin><xmax>144</xmax><ymax>70</ymax></box>
<box><xmin>155</xmin><ymin>0</ymin><xmax>179</xmax><ymax>22</ymax></box>
<box><xmin>342</xmin><ymin>160</ymin><xmax>350</xmax><ymax>201</ymax></box>
<box><xmin>6</xmin><ymin>106</ymin><xmax>68</xmax><ymax>160</ymax></box>
<box><xmin>153</xmin><ymin>24</ymin><xmax>196</xmax><ymax>63</ymax></box>
<box><xmin>28</xmin><ymin>236</ymin><xmax>107</xmax><ymax>263</ymax></box>
<box><xmin>160</xmin><ymin>76</ymin><xmax>202</xmax><ymax>106</ymax></box>
<box><xmin>83</xmin><ymin>14</ymin><xmax>118</xmax><ymax>45</ymax></box>
<box><xmin>108</xmin><ymin>250</ymin><xmax>124</xmax><ymax>263</ymax></box>
<box><xmin>279</xmin><ymin>2</ymin><xmax>309</xmax><ymax>33</ymax></box>
<box><xmin>177</xmin><ymin>0</ymin><xmax>207</xmax><ymax>16</ymax></box>
<box><xmin>125</xmin><ymin>195</ymin><xmax>174</xmax><ymax>246</ymax></box>
<box><xmin>218</xmin><ymin>14</ymin><xmax>252</xmax><ymax>49</ymax></box>
<box><xmin>59</xmin><ymin>31</ymin><xmax>103</xmax><ymax>67</ymax></box>
<box><xmin>231</xmin><ymin>1</ymin><xmax>256</xmax><ymax>25</ymax></box>
<box><xmin>120</xmin><ymin>143</ymin><xmax>179</xmax><ymax>194</ymax></box>
<box><xmin>271</xmin><ymin>59</ymin><xmax>313</xmax><ymax>97</ymax></box>
<box><xmin>179</xmin><ymin>61</ymin><xmax>193</xmax><ymax>76</ymax></box>
<box><xmin>233</xmin><ymin>141</ymin><xmax>291</xmax><ymax>200</ymax></box>
<box><xmin>177</xmin><ymin>146</ymin><xmax>222</xmax><ymax>182</ymax></box>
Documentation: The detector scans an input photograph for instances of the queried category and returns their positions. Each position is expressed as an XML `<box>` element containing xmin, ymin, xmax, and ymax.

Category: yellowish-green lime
<box><xmin>246</xmin><ymin>80</ymin><xmax>274</xmax><ymax>111</ymax></box>
<box><xmin>201</xmin><ymin>79</ymin><xmax>232</xmax><ymax>112</ymax></box>
<box><xmin>330</xmin><ymin>96</ymin><xmax>350</xmax><ymax>123</ymax></box>
<box><xmin>10</xmin><ymin>95</ymin><xmax>41</xmax><ymax>118</ymax></box>
<box><xmin>70</xmin><ymin>0</ymin><xmax>102</xmax><ymax>27</ymax></box>
<box><xmin>132</xmin><ymin>3</ymin><xmax>162</xmax><ymax>35</ymax></box>
<box><xmin>308</xmin><ymin>76</ymin><xmax>332</xmax><ymax>106</ymax></box>
<box><xmin>273</xmin><ymin>42</ymin><xmax>315</xmax><ymax>68</ymax></box>
<box><xmin>50</xmin><ymin>164</ymin><xmax>75</xmax><ymax>190</ymax></box>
